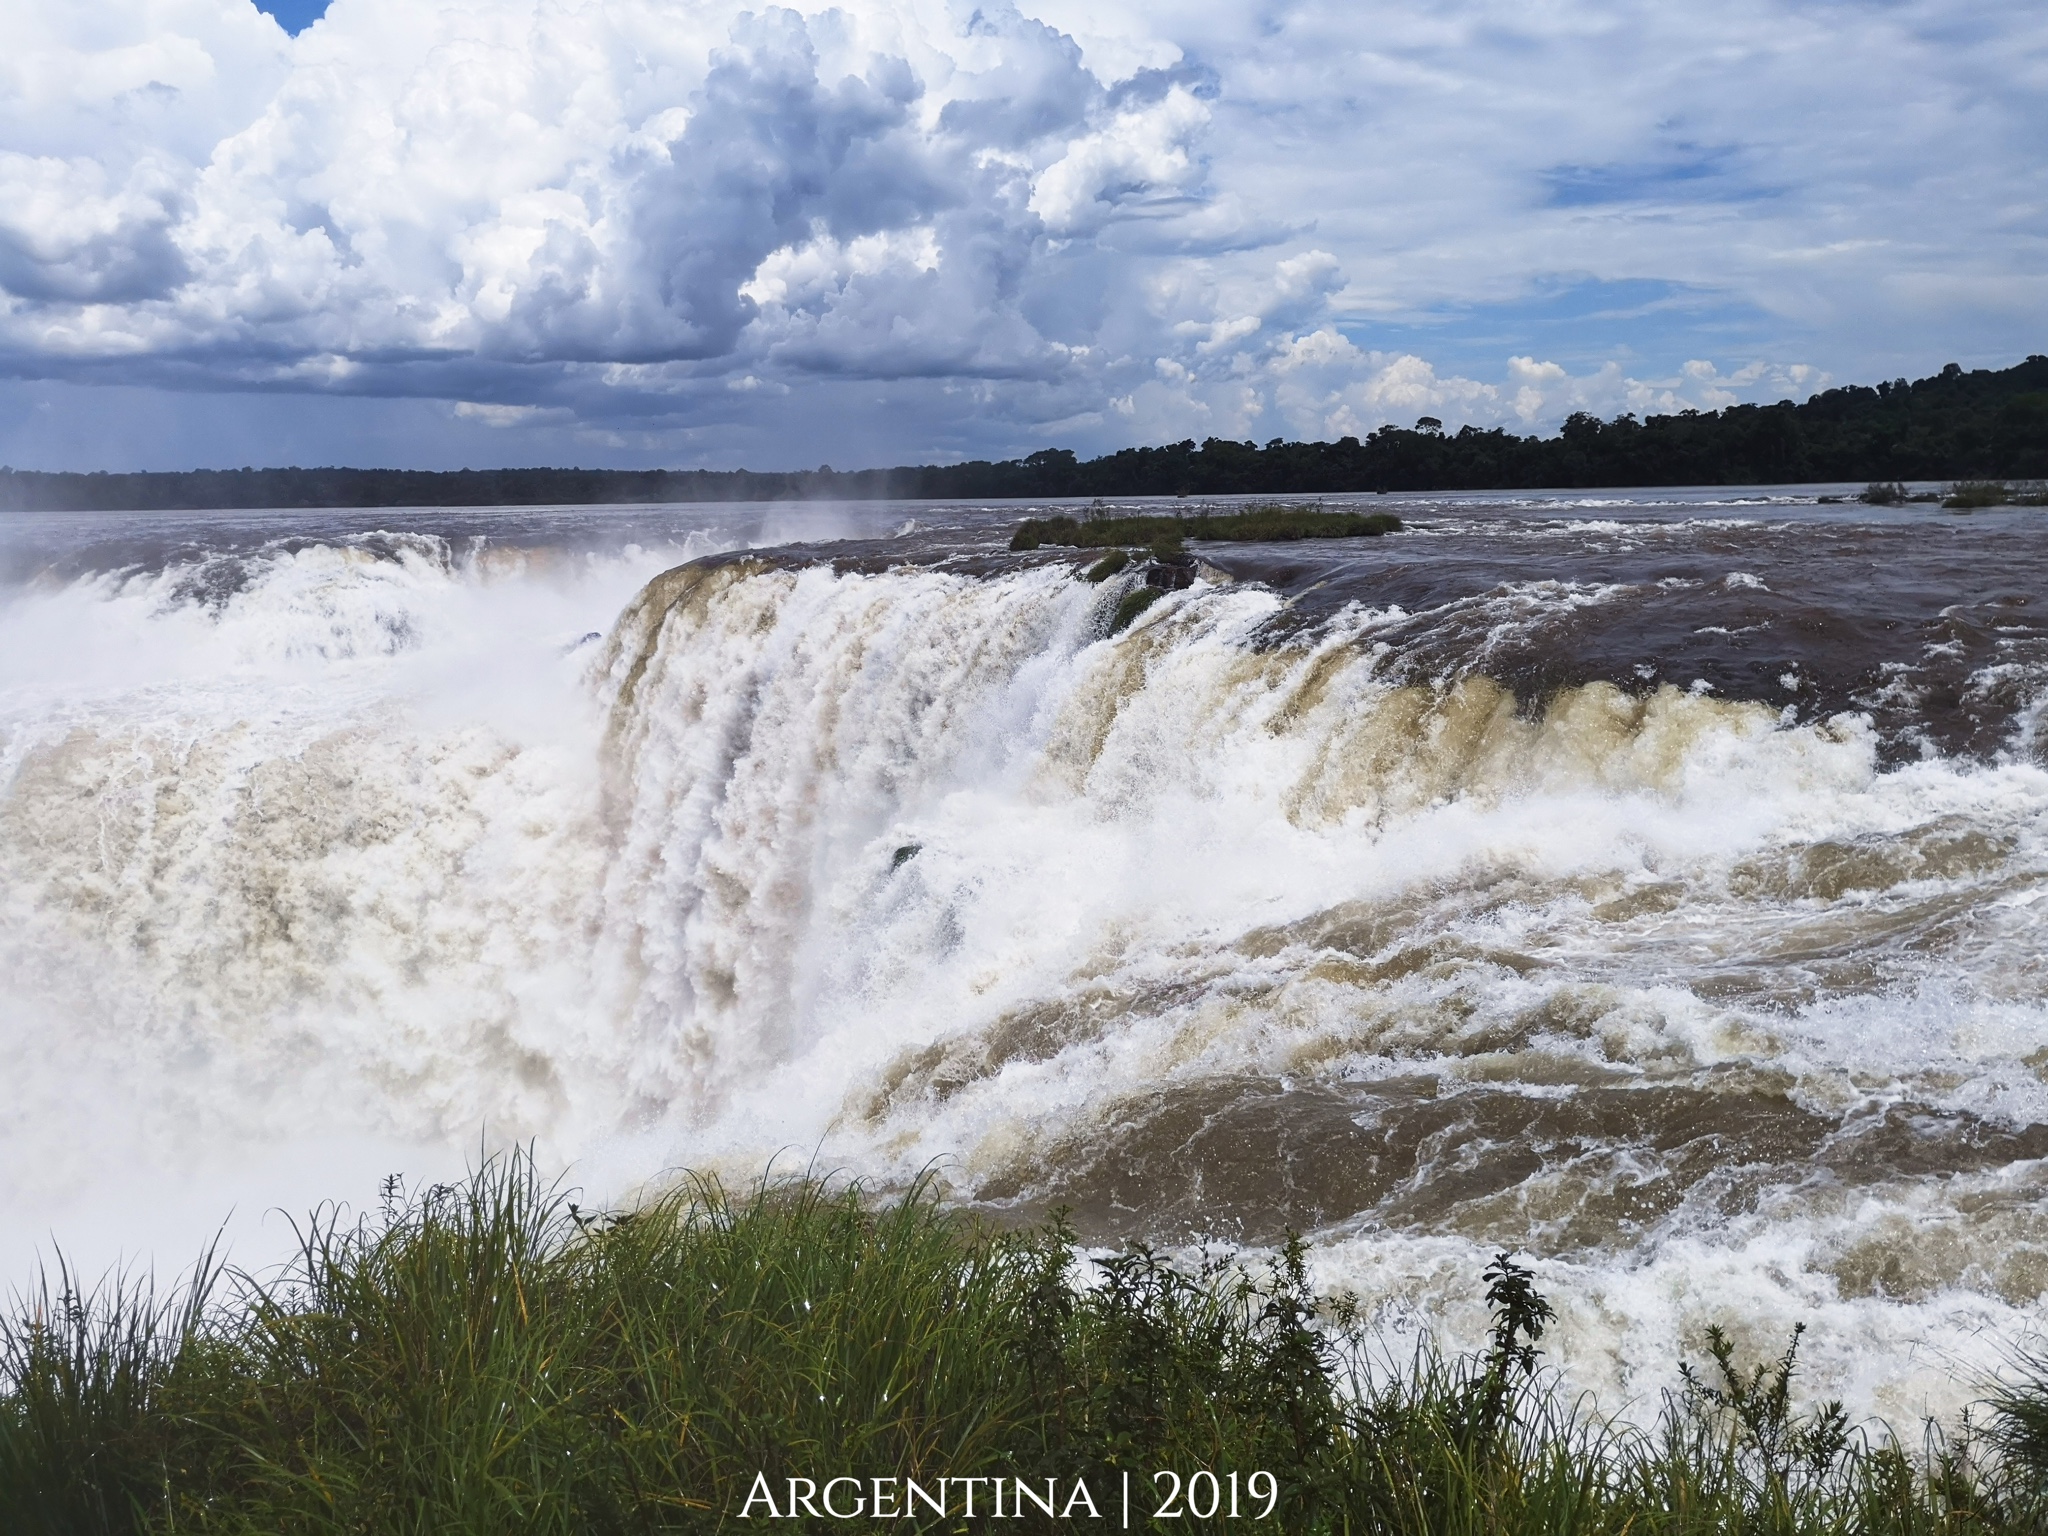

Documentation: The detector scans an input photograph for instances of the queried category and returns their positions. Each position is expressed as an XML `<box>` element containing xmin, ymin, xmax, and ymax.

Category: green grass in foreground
<box><xmin>3</xmin><ymin>1157</ymin><xmax>2045</xmax><ymax>1533</ymax></box>
<box><xmin>1010</xmin><ymin>504</ymin><xmax>1403</xmax><ymax>551</ymax></box>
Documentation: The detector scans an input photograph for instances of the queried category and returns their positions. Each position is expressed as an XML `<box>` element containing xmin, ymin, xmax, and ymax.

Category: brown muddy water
<box><xmin>2</xmin><ymin>486</ymin><xmax>2044</xmax><ymax>1423</ymax></box>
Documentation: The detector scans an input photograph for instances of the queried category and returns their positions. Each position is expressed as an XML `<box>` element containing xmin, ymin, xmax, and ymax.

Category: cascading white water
<box><xmin>0</xmin><ymin>531</ymin><xmax>686</xmax><ymax>1283</ymax></box>
<box><xmin>2</xmin><ymin>506</ymin><xmax>2044</xmax><ymax>1428</ymax></box>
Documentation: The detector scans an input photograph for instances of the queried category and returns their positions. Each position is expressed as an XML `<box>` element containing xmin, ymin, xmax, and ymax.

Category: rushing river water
<box><xmin>2</xmin><ymin>488</ymin><xmax>2044</xmax><ymax>1425</ymax></box>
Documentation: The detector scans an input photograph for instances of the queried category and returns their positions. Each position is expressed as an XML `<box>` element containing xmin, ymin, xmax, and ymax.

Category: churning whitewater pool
<box><xmin>3</xmin><ymin>488</ymin><xmax>2045</xmax><ymax>1426</ymax></box>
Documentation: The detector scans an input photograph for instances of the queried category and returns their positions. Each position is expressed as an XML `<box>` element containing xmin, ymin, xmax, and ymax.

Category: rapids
<box><xmin>2</xmin><ymin>489</ymin><xmax>2044</xmax><ymax>1427</ymax></box>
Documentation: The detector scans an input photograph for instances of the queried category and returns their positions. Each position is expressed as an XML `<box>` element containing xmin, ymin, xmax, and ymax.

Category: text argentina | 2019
<box><xmin>739</xmin><ymin>1469</ymin><xmax>1281</xmax><ymax>1521</ymax></box>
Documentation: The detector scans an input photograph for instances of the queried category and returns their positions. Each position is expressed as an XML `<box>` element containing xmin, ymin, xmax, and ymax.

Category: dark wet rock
<box><xmin>1146</xmin><ymin>559</ymin><xmax>1195</xmax><ymax>590</ymax></box>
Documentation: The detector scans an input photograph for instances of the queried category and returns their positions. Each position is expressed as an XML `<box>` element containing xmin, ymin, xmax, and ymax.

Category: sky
<box><xmin>0</xmin><ymin>0</ymin><xmax>2042</xmax><ymax>471</ymax></box>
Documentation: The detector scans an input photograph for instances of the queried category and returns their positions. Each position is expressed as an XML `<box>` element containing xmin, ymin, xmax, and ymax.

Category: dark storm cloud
<box><xmin>0</xmin><ymin>0</ymin><xmax>2041</xmax><ymax>468</ymax></box>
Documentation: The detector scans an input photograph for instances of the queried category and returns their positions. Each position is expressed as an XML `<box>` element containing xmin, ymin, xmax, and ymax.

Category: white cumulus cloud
<box><xmin>0</xmin><ymin>0</ymin><xmax>2040</xmax><ymax>468</ymax></box>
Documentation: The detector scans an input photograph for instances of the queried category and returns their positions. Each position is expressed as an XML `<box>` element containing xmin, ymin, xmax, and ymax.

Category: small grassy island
<box><xmin>3</xmin><ymin>1160</ymin><xmax>2045</xmax><ymax>1533</ymax></box>
<box><xmin>1010</xmin><ymin>504</ymin><xmax>1403</xmax><ymax>552</ymax></box>
<box><xmin>1854</xmin><ymin>480</ymin><xmax>2048</xmax><ymax>508</ymax></box>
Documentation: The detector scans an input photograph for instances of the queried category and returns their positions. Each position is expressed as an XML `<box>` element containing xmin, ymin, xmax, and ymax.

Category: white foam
<box><xmin>2</xmin><ymin>548</ymin><xmax>2043</xmax><ymax>1423</ymax></box>
<box><xmin>0</xmin><ymin>535</ymin><xmax>686</xmax><ymax>1281</ymax></box>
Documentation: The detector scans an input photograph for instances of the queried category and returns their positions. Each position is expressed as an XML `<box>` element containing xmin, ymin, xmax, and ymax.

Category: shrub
<box><xmin>1943</xmin><ymin>480</ymin><xmax>2048</xmax><ymax>508</ymax></box>
<box><xmin>1944</xmin><ymin>481</ymin><xmax>2012</xmax><ymax>508</ymax></box>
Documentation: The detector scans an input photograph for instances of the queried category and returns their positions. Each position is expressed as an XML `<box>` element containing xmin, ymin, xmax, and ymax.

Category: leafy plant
<box><xmin>1679</xmin><ymin>1323</ymin><xmax>1851</xmax><ymax>1486</ymax></box>
<box><xmin>1474</xmin><ymin>1251</ymin><xmax>1555</xmax><ymax>1445</ymax></box>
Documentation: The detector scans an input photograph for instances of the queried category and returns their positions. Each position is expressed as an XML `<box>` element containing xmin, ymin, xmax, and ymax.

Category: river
<box><xmin>3</xmin><ymin>486</ymin><xmax>2043</xmax><ymax>1424</ymax></box>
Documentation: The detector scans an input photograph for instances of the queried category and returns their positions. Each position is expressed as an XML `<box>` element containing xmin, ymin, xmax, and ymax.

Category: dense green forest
<box><xmin>4</xmin><ymin>355</ymin><xmax>2044</xmax><ymax>511</ymax></box>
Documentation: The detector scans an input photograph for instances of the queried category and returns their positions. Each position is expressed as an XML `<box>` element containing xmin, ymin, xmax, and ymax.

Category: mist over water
<box><xmin>3</xmin><ymin>490</ymin><xmax>2044</xmax><ymax>1428</ymax></box>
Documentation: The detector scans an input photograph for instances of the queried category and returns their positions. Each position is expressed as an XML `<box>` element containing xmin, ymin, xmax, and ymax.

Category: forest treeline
<box><xmin>4</xmin><ymin>354</ymin><xmax>2044</xmax><ymax>511</ymax></box>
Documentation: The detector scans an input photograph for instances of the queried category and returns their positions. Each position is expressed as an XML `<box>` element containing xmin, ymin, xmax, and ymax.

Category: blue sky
<box><xmin>0</xmin><ymin>0</ymin><xmax>2041</xmax><ymax>471</ymax></box>
<box><xmin>252</xmin><ymin>0</ymin><xmax>328</xmax><ymax>36</ymax></box>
